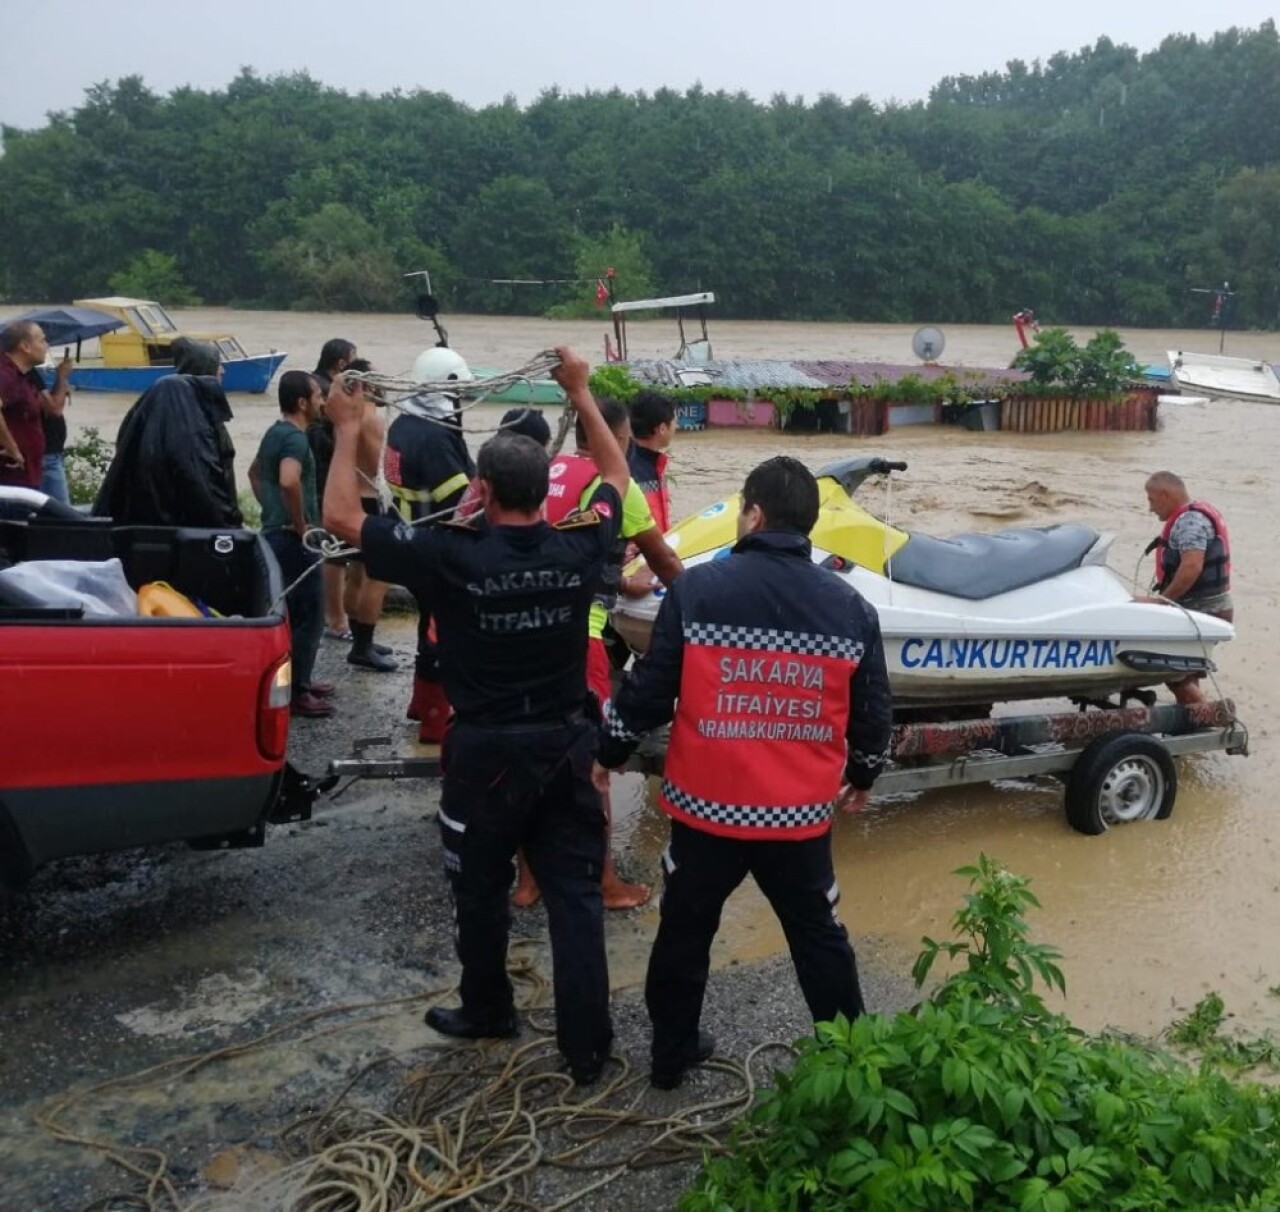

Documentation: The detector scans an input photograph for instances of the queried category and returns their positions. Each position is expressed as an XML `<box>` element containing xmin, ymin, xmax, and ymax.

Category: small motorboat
<box><xmin>1166</xmin><ymin>350</ymin><xmax>1280</xmax><ymax>405</ymax></box>
<box><xmin>612</xmin><ymin>456</ymin><xmax>1233</xmax><ymax>711</ymax></box>
<box><xmin>23</xmin><ymin>297</ymin><xmax>287</xmax><ymax>394</ymax></box>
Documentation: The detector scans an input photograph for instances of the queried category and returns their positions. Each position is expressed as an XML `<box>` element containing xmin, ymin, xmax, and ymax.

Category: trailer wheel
<box><xmin>1065</xmin><ymin>733</ymin><xmax>1177</xmax><ymax>835</ymax></box>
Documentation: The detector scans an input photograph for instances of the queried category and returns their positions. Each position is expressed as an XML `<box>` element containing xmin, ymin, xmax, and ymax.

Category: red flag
<box><xmin>595</xmin><ymin>279</ymin><xmax>609</xmax><ymax>308</ymax></box>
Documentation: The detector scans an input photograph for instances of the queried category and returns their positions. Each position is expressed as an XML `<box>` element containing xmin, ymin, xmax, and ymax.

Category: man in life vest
<box><xmin>1144</xmin><ymin>470</ymin><xmax>1233</xmax><ymax>704</ymax></box>
<box><xmin>627</xmin><ymin>390</ymin><xmax>676</xmax><ymax>534</ymax></box>
<box><xmin>593</xmin><ymin>455</ymin><xmax>893</xmax><ymax>1089</ymax></box>
<box><xmin>530</xmin><ymin>396</ymin><xmax>683</xmax><ymax>910</ymax></box>
<box><xmin>385</xmin><ymin>347</ymin><xmax>478</xmax><ymax>740</ymax></box>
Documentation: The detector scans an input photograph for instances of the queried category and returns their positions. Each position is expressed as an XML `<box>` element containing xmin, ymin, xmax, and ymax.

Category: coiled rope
<box><xmin>38</xmin><ymin>944</ymin><xmax>790</xmax><ymax>1212</ymax></box>
<box><xmin>340</xmin><ymin>351</ymin><xmax>566</xmax><ymax>434</ymax></box>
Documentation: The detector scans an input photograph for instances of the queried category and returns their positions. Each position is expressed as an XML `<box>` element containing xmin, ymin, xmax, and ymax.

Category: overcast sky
<box><xmin>3</xmin><ymin>0</ymin><xmax>1275</xmax><ymax>131</ymax></box>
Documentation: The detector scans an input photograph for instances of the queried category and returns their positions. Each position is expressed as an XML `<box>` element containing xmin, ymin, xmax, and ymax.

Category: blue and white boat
<box><xmin>24</xmin><ymin>297</ymin><xmax>286</xmax><ymax>394</ymax></box>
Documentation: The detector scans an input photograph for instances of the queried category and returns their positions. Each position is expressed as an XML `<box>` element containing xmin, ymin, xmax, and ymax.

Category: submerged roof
<box><xmin>626</xmin><ymin>357</ymin><xmax>1027</xmax><ymax>391</ymax></box>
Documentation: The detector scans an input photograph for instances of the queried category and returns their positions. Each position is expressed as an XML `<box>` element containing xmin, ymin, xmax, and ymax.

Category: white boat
<box><xmin>611</xmin><ymin>457</ymin><xmax>1233</xmax><ymax>712</ymax></box>
<box><xmin>1166</xmin><ymin>350</ymin><xmax>1280</xmax><ymax>404</ymax></box>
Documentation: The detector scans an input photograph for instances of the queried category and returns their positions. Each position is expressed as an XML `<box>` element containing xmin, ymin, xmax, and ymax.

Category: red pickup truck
<box><xmin>0</xmin><ymin>488</ymin><xmax>317</xmax><ymax>888</ymax></box>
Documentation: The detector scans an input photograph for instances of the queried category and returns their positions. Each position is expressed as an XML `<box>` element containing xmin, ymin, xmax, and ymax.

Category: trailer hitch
<box><xmin>268</xmin><ymin>761</ymin><xmax>340</xmax><ymax>825</ymax></box>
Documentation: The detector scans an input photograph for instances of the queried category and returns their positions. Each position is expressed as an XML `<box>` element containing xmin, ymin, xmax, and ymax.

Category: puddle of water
<box><xmin>116</xmin><ymin>970</ymin><xmax>272</xmax><ymax>1039</ymax></box>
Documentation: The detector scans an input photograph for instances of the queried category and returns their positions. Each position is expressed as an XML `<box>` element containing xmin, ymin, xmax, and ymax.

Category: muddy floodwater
<box><xmin>63</xmin><ymin>307</ymin><xmax>1280</xmax><ymax>1035</ymax></box>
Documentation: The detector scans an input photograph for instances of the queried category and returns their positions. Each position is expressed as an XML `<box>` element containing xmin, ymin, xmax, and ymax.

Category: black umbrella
<box><xmin>3</xmin><ymin>306</ymin><xmax>125</xmax><ymax>346</ymax></box>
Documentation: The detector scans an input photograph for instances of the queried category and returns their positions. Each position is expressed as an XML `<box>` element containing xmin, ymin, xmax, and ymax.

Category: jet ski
<box><xmin>612</xmin><ymin>456</ymin><xmax>1233</xmax><ymax>711</ymax></box>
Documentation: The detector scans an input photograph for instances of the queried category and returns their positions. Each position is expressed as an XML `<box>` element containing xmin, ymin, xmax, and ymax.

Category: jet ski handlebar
<box><xmin>816</xmin><ymin>456</ymin><xmax>907</xmax><ymax>496</ymax></box>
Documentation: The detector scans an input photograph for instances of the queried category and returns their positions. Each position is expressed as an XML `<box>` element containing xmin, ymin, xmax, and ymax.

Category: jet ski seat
<box><xmin>886</xmin><ymin>524</ymin><xmax>1100</xmax><ymax>600</ymax></box>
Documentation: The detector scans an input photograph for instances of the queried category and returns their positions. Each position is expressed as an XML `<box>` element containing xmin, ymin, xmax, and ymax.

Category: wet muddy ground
<box><xmin>5</xmin><ymin>310</ymin><xmax>1278</xmax><ymax>1206</ymax></box>
<box><xmin>0</xmin><ymin>618</ymin><xmax>914</xmax><ymax>1209</ymax></box>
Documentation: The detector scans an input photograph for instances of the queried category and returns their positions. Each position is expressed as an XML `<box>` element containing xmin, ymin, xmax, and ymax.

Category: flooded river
<box><xmin>70</xmin><ymin>308</ymin><xmax>1280</xmax><ymax>1036</ymax></box>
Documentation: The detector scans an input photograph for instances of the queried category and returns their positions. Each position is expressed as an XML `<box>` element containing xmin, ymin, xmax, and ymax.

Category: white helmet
<box><xmin>411</xmin><ymin>346</ymin><xmax>474</xmax><ymax>386</ymax></box>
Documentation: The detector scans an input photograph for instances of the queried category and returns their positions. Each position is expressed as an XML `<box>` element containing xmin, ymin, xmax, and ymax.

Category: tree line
<box><xmin>1</xmin><ymin>20</ymin><xmax>1278</xmax><ymax>328</ymax></box>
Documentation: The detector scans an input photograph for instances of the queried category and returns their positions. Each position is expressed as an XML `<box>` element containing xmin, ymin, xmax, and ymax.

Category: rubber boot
<box><xmin>348</xmin><ymin>621</ymin><xmax>398</xmax><ymax>672</ymax></box>
<box><xmin>347</xmin><ymin>615</ymin><xmax>393</xmax><ymax>657</ymax></box>
<box><xmin>417</xmin><ymin>680</ymin><xmax>451</xmax><ymax>744</ymax></box>
<box><xmin>406</xmin><ymin>675</ymin><xmax>425</xmax><ymax>721</ymax></box>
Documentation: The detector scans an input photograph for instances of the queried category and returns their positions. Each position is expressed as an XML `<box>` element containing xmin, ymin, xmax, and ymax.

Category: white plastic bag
<box><xmin>0</xmin><ymin>558</ymin><xmax>138</xmax><ymax>617</ymax></box>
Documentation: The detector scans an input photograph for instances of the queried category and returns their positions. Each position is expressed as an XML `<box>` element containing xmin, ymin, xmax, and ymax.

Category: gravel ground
<box><xmin>0</xmin><ymin>619</ymin><xmax>917</xmax><ymax>1211</ymax></box>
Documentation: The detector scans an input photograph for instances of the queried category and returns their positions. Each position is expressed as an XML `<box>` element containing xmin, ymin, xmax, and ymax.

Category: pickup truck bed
<box><xmin>0</xmin><ymin>497</ymin><xmax>298</xmax><ymax>885</ymax></box>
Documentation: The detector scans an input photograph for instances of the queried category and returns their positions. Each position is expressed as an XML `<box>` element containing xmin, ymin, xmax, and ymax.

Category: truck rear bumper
<box><xmin>0</xmin><ymin>771</ymin><xmax>283</xmax><ymax>879</ymax></box>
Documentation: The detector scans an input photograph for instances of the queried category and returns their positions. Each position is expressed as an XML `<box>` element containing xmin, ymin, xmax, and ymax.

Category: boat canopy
<box><xmin>609</xmin><ymin>292</ymin><xmax>717</xmax><ymax>363</ymax></box>
<box><xmin>611</xmin><ymin>292</ymin><xmax>716</xmax><ymax>315</ymax></box>
<box><xmin>75</xmin><ymin>297</ymin><xmax>181</xmax><ymax>339</ymax></box>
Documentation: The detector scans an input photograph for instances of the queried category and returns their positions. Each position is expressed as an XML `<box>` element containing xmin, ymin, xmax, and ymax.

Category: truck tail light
<box><xmin>257</xmin><ymin>655</ymin><xmax>292</xmax><ymax>761</ymax></box>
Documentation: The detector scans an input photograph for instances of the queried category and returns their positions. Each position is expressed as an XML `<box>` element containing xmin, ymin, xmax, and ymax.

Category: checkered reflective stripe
<box><xmin>603</xmin><ymin>700</ymin><xmax>638</xmax><ymax>743</ymax></box>
<box><xmin>851</xmin><ymin>747</ymin><xmax>888</xmax><ymax>770</ymax></box>
<box><xmin>683</xmin><ymin>622</ymin><xmax>864</xmax><ymax>662</ymax></box>
<box><xmin>662</xmin><ymin>780</ymin><xmax>834</xmax><ymax>830</ymax></box>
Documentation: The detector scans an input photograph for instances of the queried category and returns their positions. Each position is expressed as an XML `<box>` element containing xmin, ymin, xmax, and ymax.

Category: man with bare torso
<box><xmin>343</xmin><ymin>359</ymin><xmax>398</xmax><ymax>671</ymax></box>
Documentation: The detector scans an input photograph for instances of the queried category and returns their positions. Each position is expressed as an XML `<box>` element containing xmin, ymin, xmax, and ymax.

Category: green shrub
<box><xmin>237</xmin><ymin>489</ymin><xmax>262</xmax><ymax>530</ymax></box>
<box><xmin>109</xmin><ymin>249</ymin><xmax>202</xmax><ymax>307</ymax></box>
<box><xmin>682</xmin><ymin>855</ymin><xmax>1280</xmax><ymax>1212</ymax></box>
<box><xmin>1011</xmin><ymin>328</ymin><xmax>1144</xmax><ymax>397</ymax></box>
<box><xmin>63</xmin><ymin>426</ymin><xmax>113</xmax><ymax>505</ymax></box>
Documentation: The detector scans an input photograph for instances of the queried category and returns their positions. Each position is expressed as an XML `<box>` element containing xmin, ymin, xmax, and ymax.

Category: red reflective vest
<box><xmin>544</xmin><ymin>452</ymin><xmax>602</xmax><ymax>524</ymax></box>
<box><xmin>1155</xmin><ymin>500</ymin><xmax>1231</xmax><ymax>596</ymax></box>
<box><xmin>661</xmin><ymin>624</ymin><xmax>864</xmax><ymax>841</ymax></box>
<box><xmin>628</xmin><ymin>445</ymin><xmax>671</xmax><ymax>533</ymax></box>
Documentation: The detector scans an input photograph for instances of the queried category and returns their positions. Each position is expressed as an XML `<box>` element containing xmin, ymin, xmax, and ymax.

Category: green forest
<box><xmin>1</xmin><ymin>21</ymin><xmax>1278</xmax><ymax>327</ymax></box>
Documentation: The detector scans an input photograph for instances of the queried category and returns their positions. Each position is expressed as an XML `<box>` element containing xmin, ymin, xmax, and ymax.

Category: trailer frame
<box><xmin>325</xmin><ymin>699</ymin><xmax>1246</xmax><ymax>836</ymax></box>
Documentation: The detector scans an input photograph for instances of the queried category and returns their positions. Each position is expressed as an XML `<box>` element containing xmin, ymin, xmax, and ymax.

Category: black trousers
<box><xmin>645</xmin><ymin>819</ymin><xmax>865</xmax><ymax>1072</ymax></box>
<box><xmin>438</xmin><ymin>718</ymin><xmax>611</xmax><ymax>1070</ymax></box>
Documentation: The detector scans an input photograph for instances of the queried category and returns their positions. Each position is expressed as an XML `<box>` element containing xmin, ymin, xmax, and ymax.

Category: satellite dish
<box><xmin>912</xmin><ymin>326</ymin><xmax>946</xmax><ymax>363</ymax></box>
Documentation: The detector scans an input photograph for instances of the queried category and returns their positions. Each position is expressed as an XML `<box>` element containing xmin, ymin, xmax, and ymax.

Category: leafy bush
<box><xmin>682</xmin><ymin>856</ymin><xmax>1280</xmax><ymax>1212</ymax></box>
<box><xmin>63</xmin><ymin>426</ymin><xmax>113</xmax><ymax>505</ymax></box>
<box><xmin>109</xmin><ymin>249</ymin><xmax>202</xmax><ymax>307</ymax></box>
<box><xmin>588</xmin><ymin>363</ymin><xmax>645</xmax><ymax>402</ymax></box>
<box><xmin>1012</xmin><ymin>328</ymin><xmax>1144</xmax><ymax>396</ymax></box>
<box><xmin>848</xmin><ymin>370</ymin><xmax>993</xmax><ymax>407</ymax></box>
<box><xmin>237</xmin><ymin>489</ymin><xmax>262</xmax><ymax>530</ymax></box>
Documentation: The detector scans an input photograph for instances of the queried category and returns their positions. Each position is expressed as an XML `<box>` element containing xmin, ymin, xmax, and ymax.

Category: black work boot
<box><xmin>651</xmin><ymin>1029</ymin><xmax>716</xmax><ymax>1090</ymax></box>
<box><xmin>425</xmin><ymin>1004</ymin><xmax>518</xmax><ymax>1040</ymax></box>
<box><xmin>348</xmin><ymin>621</ymin><xmax>398</xmax><ymax>671</ymax></box>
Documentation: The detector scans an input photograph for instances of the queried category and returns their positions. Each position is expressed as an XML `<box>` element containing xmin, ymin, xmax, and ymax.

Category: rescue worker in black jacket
<box><xmin>323</xmin><ymin>346</ymin><xmax>629</xmax><ymax>1086</ymax></box>
<box><xmin>594</xmin><ymin>455</ymin><xmax>893</xmax><ymax>1089</ymax></box>
<box><xmin>385</xmin><ymin>346</ymin><xmax>479</xmax><ymax>740</ymax></box>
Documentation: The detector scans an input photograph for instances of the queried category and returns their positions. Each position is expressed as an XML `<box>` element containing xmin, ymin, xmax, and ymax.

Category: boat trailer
<box><xmin>326</xmin><ymin>699</ymin><xmax>1246</xmax><ymax>836</ymax></box>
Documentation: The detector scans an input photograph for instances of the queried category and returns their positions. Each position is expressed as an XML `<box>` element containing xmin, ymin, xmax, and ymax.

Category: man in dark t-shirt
<box><xmin>323</xmin><ymin>346</ymin><xmax>630</xmax><ymax>1086</ymax></box>
<box><xmin>249</xmin><ymin>371</ymin><xmax>330</xmax><ymax>718</ymax></box>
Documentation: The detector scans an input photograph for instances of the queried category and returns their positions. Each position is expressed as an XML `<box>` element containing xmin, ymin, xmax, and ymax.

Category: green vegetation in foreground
<box><xmin>682</xmin><ymin>855</ymin><xmax>1280</xmax><ymax>1211</ymax></box>
<box><xmin>2</xmin><ymin>22</ymin><xmax>1279</xmax><ymax>326</ymax></box>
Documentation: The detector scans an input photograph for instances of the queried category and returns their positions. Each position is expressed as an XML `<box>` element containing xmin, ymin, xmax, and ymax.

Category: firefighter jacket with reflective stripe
<box><xmin>598</xmin><ymin>530</ymin><xmax>893</xmax><ymax>841</ymax></box>
<box><xmin>1154</xmin><ymin>500</ymin><xmax>1231</xmax><ymax>598</ymax></box>
<box><xmin>385</xmin><ymin>413</ymin><xmax>476</xmax><ymax>523</ymax></box>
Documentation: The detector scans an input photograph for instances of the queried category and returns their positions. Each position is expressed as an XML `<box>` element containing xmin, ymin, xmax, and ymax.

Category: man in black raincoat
<box><xmin>94</xmin><ymin>340</ymin><xmax>242</xmax><ymax>527</ymax></box>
